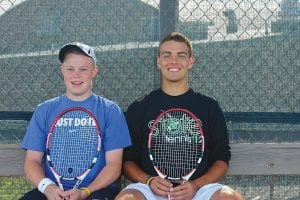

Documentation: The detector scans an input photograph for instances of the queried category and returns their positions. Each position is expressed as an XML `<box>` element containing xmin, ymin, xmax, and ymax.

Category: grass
<box><xmin>0</xmin><ymin>177</ymin><xmax>32</xmax><ymax>200</ymax></box>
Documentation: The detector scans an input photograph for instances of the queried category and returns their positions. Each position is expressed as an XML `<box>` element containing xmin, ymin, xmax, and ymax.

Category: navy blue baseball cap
<box><xmin>59</xmin><ymin>42</ymin><xmax>97</xmax><ymax>63</ymax></box>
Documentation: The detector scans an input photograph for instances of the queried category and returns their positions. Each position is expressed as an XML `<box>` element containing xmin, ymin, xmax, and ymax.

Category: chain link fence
<box><xmin>0</xmin><ymin>0</ymin><xmax>299</xmax><ymax>199</ymax></box>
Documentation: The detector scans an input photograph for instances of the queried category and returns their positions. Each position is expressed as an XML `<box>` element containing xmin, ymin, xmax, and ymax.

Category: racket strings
<box><xmin>150</xmin><ymin>110</ymin><xmax>203</xmax><ymax>179</ymax></box>
<box><xmin>153</xmin><ymin>136</ymin><xmax>199</xmax><ymax>178</ymax></box>
<box><xmin>49</xmin><ymin>111</ymin><xmax>99</xmax><ymax>178</ymax></box>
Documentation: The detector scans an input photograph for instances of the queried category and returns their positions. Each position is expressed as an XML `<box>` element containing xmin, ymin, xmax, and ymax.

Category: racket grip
<box><xmin>58</xmin><ymin>182</ymin><xmax>64</xmax><ymax>191</ymax></box>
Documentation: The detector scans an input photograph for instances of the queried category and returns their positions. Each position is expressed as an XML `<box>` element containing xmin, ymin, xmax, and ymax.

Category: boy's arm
<box><xmin>24</xmin><ymin>150</ymin><xmax>45</xmax><ymax>186</ymax></box>
<box><xmin>191</xmin><ymin>160</ymin><xmax>228</xmax><ymax>189</ymax></box>
<box><xmin>86</xmin><ymin>149</ymin><xmax>123</xmax><ymax>192</ymax></box>
<box><xmin>24</xmin><ymin>150</ymin><xmax>63</xmax><ymax>198</ymax></box>
<box><xmin>123</xmin><ymin>160</ymin><xmax>149</xmax><ymax>184</ymax></box>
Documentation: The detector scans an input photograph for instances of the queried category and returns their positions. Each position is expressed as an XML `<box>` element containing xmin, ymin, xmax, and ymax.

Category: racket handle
<box><xmin>73</xmin><ymin>179</ymin><xmax>82</xmax><ymax>189</ymax></box>
<box><xmin>58</xmin><ymin>182</ymin><xmax>64</xmax><ymax>191</ymax></box>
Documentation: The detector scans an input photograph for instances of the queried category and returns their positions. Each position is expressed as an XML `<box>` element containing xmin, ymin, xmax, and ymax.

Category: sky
<box><xmin>0</xmin><ymin>0</ymin><xmax>24</xmax><ymax>15</ymax></box>
<box><xmin>1</xmin><ymin>0</ymin><xmax>284</xmax><ymax>19</ymax></box>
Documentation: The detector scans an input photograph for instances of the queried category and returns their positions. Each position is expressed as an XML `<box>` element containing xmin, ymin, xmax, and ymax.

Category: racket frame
<box><xmin>46</xmin><ymin>107</ymin><xmax>101</xmax><ymax>190</ymax></box>
<box><xmin>148</xmin><ymin>108</ymin><xmax>205</xmax><ymax>182</ymax></box>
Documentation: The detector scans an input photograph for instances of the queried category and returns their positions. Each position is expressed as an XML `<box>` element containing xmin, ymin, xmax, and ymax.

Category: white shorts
<box><xmin>122</xmin><ymin>182</ymin><xmax>224</xmax><ymax>200</ymax></box>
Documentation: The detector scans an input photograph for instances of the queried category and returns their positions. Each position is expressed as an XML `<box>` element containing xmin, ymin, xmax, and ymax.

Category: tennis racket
<box><xmin>148</xmin><ymin>108</ymin><xmax>204</xmax><ymax>185</ymax></box>
<box><xmin>46</xmin><ymin>107</ymin><xmax>101</xmax><ymax>190</ymax></box>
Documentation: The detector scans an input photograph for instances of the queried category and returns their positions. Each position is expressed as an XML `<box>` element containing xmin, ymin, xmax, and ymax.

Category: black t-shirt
<box><xmin>124</xmin><ymin>88</ymin><xmax>231</xmax><ymax>180</ymax></box>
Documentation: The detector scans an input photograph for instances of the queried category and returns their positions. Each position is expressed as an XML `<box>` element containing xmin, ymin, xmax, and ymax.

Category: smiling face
<box><xmin>60</xmin><ymin>53</ymin><xmax>99</xmax><ymax>101</ymax></box>
<box><xmin>157</xmin><ymin>40</ymin><xmax>195</xmax><ymax>86</ymax></box>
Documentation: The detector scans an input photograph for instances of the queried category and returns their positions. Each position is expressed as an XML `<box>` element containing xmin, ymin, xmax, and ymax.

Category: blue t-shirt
<box><xmin>21</xmin><ymin>93</ymin><xmax>131</xmax><ymax>190</ymax></box>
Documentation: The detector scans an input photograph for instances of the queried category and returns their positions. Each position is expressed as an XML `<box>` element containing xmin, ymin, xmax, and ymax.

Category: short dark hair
<box><xmin>157</xmin><ymin>32</ymin><xmax>193</xmax><ymax>57</ymax></box>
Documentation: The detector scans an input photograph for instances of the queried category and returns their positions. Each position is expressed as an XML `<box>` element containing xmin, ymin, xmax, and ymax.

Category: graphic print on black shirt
<box><xmin>148</xmin><ymin>108</ymin><xmax>204</xmax><ymax>185</ymax></box>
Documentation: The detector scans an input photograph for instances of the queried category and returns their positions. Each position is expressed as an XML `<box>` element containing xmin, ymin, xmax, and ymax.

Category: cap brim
<box><xmin>59</xmin><ymin>44</ymin><xmax>86</xmax><ymax>63</ymax></box>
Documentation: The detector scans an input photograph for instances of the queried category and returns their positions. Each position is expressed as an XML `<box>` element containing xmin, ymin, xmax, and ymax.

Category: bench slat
<box><xmin>228</xmin><ymin>143</ymin><xmax>300</xmax><ymax>175</ymax></box>
<box><xmin>1</xmin><ymin>143</ymin><xmax>299</xmax><ymax>176</ymax></box>
<box><xmin>0</xmin><ymin>144</ymin><xmax>25</xmax><ymax>176</ymax></box>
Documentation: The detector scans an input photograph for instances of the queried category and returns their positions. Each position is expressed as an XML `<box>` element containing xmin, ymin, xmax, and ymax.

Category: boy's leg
<box><xmin>19</xmin><ymin>189</ymin><xmax>47</xmax><ymax>200</ymax></box>
<box><xmin>115</xmin><ymin>183</ymin><xmax>166</xmax><ymax>200</ymax></box>
<box><xmin>87</xmin><ymin>186</ymin><xmax>120</xmax><ymax>200</ymax></box>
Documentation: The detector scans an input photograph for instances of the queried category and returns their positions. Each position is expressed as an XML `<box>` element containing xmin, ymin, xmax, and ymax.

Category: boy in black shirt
<box><xmin>116</xmin><ymin>32</ymin><xmax>244</xmax><ymax>200</ymax></box>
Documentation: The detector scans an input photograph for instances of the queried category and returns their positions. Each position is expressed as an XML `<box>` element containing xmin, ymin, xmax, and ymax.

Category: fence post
<box><xmin>154</xmin><ymin>0</ymin><xmax>179</xmax><ymax>89</ymax></box>
<box><xmin>159</xmin><ymin>0</ymin><xmax>179</xmax><ymax>39</ymax></box>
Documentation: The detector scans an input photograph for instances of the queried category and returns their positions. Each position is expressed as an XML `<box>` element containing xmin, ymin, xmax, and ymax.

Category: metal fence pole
<box><xmin>159</xmin><ymin>0</ymin><xmax>179</xmax><ymax>39</ymax></box>
<box><xmin>154</xmin><ymin>0</ymin><xmax>179</xmax><ymax>89</ymax></box>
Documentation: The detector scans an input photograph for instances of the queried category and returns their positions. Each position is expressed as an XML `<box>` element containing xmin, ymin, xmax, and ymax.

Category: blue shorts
<box><xmin>123</xmin><ymin>182</ymin><xmax>224</xmax><ymax>200</ymax></box>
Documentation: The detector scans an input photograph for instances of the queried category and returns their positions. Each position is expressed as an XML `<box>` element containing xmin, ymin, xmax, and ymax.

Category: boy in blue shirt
<box><xmin>21</xmin><ymin>42</ymin><xmax>131</xmax><ymax>200</ymax></box>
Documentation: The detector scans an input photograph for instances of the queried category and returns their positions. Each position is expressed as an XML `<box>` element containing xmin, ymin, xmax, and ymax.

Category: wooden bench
<box><xmin>0</xmin><ymin>111</ymin><xmax>299</xmax><ymax>198</ymax></box>
<box><xmin>1</xmin><ymin>143</ymin><xmax>300</xmax><ymax>176</ymax></box>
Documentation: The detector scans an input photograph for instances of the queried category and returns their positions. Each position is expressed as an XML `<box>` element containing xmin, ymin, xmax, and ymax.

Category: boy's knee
<box><xmin>115</xmin><ymin>189</ymin><xmax>145</xmax><ymax>200</ymax></box>
<box><xmin>211</xmin><ymin>186</ymin><xmax>245</xmax><ymax>200</ymax></box>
